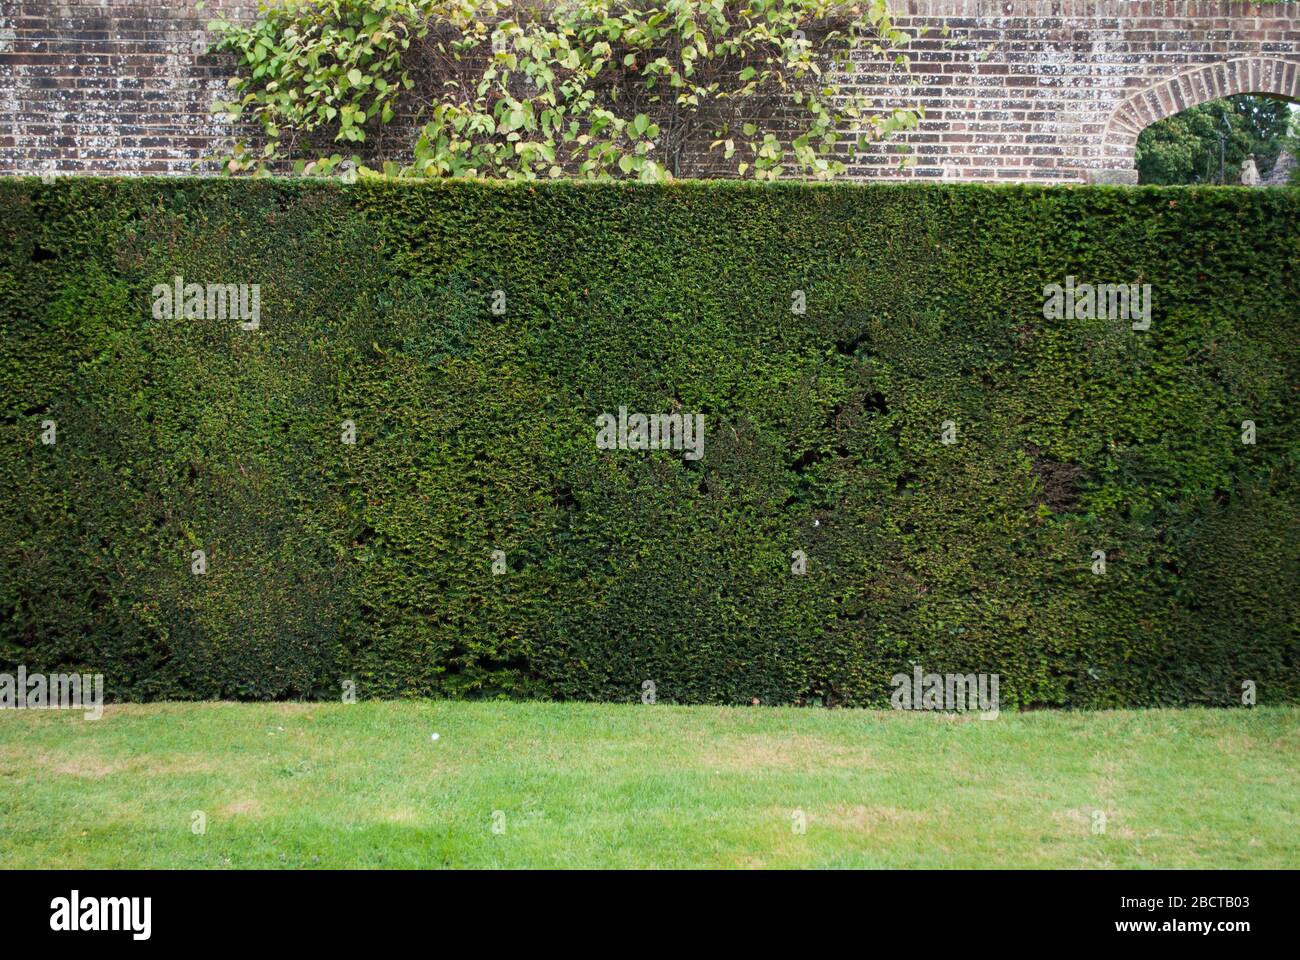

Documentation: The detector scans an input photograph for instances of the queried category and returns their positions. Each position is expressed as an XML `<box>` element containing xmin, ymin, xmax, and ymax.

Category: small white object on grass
<box><xmin>431</xmin><ymin>733</ymin><xmax>440</xmax><ymax>742</ymax></box>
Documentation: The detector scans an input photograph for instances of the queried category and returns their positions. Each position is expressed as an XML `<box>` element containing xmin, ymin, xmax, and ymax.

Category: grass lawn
<box><xmin>1</xmin><ymin>701</ymin><xmax>1297</xmax><ymax>869</ymax></box>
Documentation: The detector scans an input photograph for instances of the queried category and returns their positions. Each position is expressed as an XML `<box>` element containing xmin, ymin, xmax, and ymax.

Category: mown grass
<box><xmin>1</xmin><ymin>702</ymin><xmax>1296</xmax><ymax>868</ymax></box>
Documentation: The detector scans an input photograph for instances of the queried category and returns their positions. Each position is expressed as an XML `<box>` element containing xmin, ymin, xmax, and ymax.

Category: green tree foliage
<box><xmin>1136</xmin><ymin>94</ymin><xmax>1294</xmax><ymax>185</ymax></box>
<box><xmin>1283</xmin><ymin>110</ymin><xmax>1300</xmax><ymax>186</ymax></box>
<box><xmin>208</xmin><ymin>0</ymin><xmax>919</xmax><ymax>181</ymax></box>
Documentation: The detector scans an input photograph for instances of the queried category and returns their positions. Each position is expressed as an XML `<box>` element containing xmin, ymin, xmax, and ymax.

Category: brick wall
<box><xmin>2</xmin><ymin>0</ymin><xmax>1298</xmax><ymax>182</ymax></box>
<box><xmin>0</xmin><ymin>1</ymin><xmax>257</xmax><ymax>175</ymax></box>
<box><xmin>848</xmin><ymin>1</ymin><xmax>1300</xmax><ymax>182</ymax></box>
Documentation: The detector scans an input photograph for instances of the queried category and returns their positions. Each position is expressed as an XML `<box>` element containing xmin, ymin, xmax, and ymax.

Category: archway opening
<box><xmin>1097</xmin><ymin>58</ymin><xmax>1300</xmax><ymax>186</ymax></box>
<box><xmin>1136</xmin><ymin>94</ymin><xmax>1298</xmax><ymax>185</ymax></box>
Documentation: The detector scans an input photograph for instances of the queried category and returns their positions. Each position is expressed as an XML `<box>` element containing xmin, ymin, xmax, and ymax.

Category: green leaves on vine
<box><xmin>208</xmin><ymin>0</ymin><xmax>919</xmax><ymax>180</ymax></box>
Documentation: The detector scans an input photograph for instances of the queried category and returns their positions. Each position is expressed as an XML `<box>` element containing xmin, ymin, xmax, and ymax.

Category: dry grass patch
<box><xmin>700</xmin><ymin>733</ymin><xmax>879</xmax><ymax>772</ymax></box>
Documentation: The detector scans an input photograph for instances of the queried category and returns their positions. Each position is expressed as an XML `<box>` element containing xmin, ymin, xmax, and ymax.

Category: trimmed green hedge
<box><xmin>1</xmin><ymin>178</ymin><xmax>1296</xmax><ymax>708</ymax></box>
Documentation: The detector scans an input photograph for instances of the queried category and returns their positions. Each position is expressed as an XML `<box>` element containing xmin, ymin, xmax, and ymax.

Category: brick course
<box><xmin>1</xmin><ymin>0</ymin><xmax>1298</xmax><ymax>182</ymax></box>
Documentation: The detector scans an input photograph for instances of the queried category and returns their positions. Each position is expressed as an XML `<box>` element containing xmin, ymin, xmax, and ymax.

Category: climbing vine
<box><xmin>207</xmin><ymin>0</ymin><xmax>919</xmax><ymax>180</ymax></box>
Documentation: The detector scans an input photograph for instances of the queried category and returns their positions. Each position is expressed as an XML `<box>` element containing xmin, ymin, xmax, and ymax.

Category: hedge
<box><xmin>1</xmin><ymin>178</ymin><xmax>1296</xmax><ymax>708</ymax></box>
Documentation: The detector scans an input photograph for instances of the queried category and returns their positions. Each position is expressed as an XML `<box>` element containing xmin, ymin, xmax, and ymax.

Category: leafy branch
<box><xmin>208</xmin><ymin>0</ymin><xmax>920</xmax><ymax>180</ymax></box>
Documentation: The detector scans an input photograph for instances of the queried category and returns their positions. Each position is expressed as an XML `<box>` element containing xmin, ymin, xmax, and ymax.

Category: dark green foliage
<box><xmin>1</xmin><ymin>178</ymin><xmax>1296</xmax><ymax>707</ymax></box>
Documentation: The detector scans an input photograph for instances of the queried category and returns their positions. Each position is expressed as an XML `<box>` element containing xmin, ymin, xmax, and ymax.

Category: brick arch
<box><xmin>1102</xmin><ymin>58</ymin><xmax>1300</xmax><ymax>179</ymax></box>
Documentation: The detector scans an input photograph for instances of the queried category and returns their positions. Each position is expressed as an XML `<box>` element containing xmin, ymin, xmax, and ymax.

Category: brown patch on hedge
<box><xmin>1026</xmin><ymin>444</ymin><xmax>1085</xmax><ymax>513</ymax></box>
